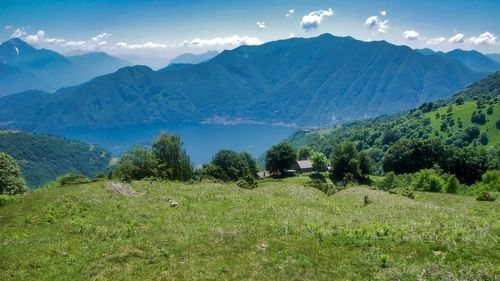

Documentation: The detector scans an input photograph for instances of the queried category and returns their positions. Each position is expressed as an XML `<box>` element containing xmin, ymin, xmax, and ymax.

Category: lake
<box><xmin>52</xmin><ymin>123</ymin><xmax>296</xmax><ymax>165</ymax></box>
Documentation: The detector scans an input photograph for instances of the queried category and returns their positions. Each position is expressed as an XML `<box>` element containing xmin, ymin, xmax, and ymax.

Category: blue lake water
<box><xmin>52</xmin><ymin>123</ymin><xmax>296</xmax><ymax>165</ymax></box>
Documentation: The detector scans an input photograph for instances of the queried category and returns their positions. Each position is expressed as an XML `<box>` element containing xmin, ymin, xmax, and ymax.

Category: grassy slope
<box><xmin>1</xmin><ymin>181</ymin><xmax>499</xmax><ymax>280</ymax></box>
<box><xmin>426</xmin><ymin>101</ymin><xmax>500</xmax><ymax>145</ymax></box>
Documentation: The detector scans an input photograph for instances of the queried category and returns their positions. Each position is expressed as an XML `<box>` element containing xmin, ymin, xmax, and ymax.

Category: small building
<box><xmin>294</xmin><ymin>160</ymin><xmax>314</xmax><ymax>173</ymax></box>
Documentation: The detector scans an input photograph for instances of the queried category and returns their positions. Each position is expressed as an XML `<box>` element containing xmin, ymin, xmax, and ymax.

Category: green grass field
<box><xmin>1</xmin><ymin>180</ymin><xmax>499</xmax><ymax>280</ymax></box>
<box><xmin>426</xmin><ymin>101</ymin><xmax>500</xmax><ymax>145</ymax></box>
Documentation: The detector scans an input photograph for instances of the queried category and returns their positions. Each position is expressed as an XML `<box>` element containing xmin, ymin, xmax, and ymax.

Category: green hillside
<box><xmin>1</xmin><ymin>180</ymin><xmax>498</xmax><ymax>280</ymax></box>
<box><xmin>426</xmin><ymin>101</ymin><xmax>500</xmax><ymax>145</ymax></box>
<box><xmin>286</xmin><ymin>71</ymin><xmax>500</xmax><ymax>175</ymax></box>
<box><xmin>0</xmin><ymin>130</ymin><xmax>112</xmax><ymax>187</ymax></box>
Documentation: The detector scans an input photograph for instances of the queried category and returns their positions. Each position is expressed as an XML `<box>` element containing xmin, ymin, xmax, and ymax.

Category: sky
<box><xmin>1</xmin><ymin>0</ymin><xmax>499</xmax><ymax>68</ymax></box>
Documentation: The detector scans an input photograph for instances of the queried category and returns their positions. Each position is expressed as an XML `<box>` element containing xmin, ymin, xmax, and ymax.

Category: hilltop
<box><xmin>0</xmin><ymin>180</ymin><xmax>498</xmax><ymax>280</ymax></box>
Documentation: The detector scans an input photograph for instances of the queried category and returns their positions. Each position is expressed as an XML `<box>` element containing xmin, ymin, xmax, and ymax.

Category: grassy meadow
<box><xmin>1</xmin><ymin>180</ymin><xmax>499</xmax><ymax>280</ymax></box>
<box><xmin>426</xmin><ymin>101</ymin><xmax>500</xmax><ymax>144</ymax></box>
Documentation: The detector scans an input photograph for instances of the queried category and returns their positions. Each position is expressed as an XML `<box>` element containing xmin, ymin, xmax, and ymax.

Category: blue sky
<box><xmin>1</xmin><ymin>0</ymin><xmax>499</xmax><ymax>68</ymax></box>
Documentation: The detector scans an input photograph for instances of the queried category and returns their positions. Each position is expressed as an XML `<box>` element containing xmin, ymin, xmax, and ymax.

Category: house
<box><xmin>294</xmin><ymin>160</ymin><xmax>314</xmax><ymax>173</ymax></box>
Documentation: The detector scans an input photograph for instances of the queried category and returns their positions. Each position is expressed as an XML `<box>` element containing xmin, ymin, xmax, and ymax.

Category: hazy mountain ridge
<box><xmin>0</xmin><ymin>34</ymin><xmax>488</xmax><ymax>130</ymax></box>
<box><xmin>169</xmin><ymin>50</ymin><xmax>219</xmax><ymax>65</ymax></box>
<box><xmin>0</xmin><ymin>38</ymin><xmax>130</xmax><ymax>96</ymax></box>
<box><xmin>416</xmin><ymin>47</ymin><xmax>500</xmax><ymax>73</ymax></box>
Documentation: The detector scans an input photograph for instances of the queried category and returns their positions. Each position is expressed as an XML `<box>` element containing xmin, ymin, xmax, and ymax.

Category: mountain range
<box><xmin>416</xmin><ymin>48</ymin><xmax>500</xmax><ymax>73</ymax></box>
<box><xmin>0</xmin><ymin>38</ymin><xmax>129</xmax><ymax>96</ymax></box>
<box><xmin>0</xmin><ymin>34</ymin><xmax>493</xmax><ymax>130</ymax></box>
<box><xmin>169</xmin><ymin>50</ymin><xmax>219</xmax><ymax>65</ymax></box>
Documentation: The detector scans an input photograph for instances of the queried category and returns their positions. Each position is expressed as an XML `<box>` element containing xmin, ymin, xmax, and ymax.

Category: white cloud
<box><xmin>11</xmin><ymin>28</ymin><xmax>26</xmax><ymax>38</ymax></box>
<box><xmin>289</xmin><ymin>33</ymin><xmax>295</xmax><ymax>38</ymax></box>
<box><xmin>426</xmin><ymin>37</ymin><xmax>446</xmax><ymax>45</ymax></box>
<box><xmin>5</xmin><ymin>25</ymin><xmax>12</xmax><ymax>30</ymax></box>
<box><xmin>468</xmin><ymin>32</ymin><xmax>497</xmax><ymax>45</ymax></box>
<box><xmin>22</xmin><ymin>30</ymin><xmax>110</xmax><ymax>51</ymax></box>
<box><xmin>365</xmin><ymin>16</ymin><xmax>378</xmax><ymax>29</ymax></box>
<box><xmin>380</xmin><ymin>11</ymin><xmax>387</xmax><ymax>16</ymax></box>
<box><xmin>286</xmin><ymin>9</ymin><xmax>295</xmax><ymax>17</ymax></box>
<box><xmin>365</xmin><ymin>15</ymin><xmax>389</xmax><ymax>33</ymax></box>
<box><xmin>448</xmin><ymin>33</ymin><xmax>464</xmax><ymax>44</ymax></box>
<box><xmin>182</xmin><ymin>35</ymin><xmax>262</xmax><ymax>47</ymax></box>
<box><xmin>300</xmin><ymin>8</ymin><xmax>334</xmax><ymax>31</ymax></box>
<box><xmin>116</xmin><ymin>42</ymin><xmax>168</xmax><ymax>49</ymax></box>
<box><xmin>256</xmin><ymin>21</ymin><xmax>266</xmax><ymax>30</ymax></box>
<box><xmin>402</xmin><ymin>30</ymin><xmax>419</xmax><ymax>40</ymax></box>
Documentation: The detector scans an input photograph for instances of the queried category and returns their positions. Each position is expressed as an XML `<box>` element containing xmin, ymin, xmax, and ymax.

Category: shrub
<box><xmin>445</xmin><ymin>175</ymin><xmax>460</xmax><ymax>194</ymax></box>
<box><xmin>412</xmin><ymin>169</ymin><xmax>444</xmax><ymax>192</ymax></box>
<box><xmin>0</xmin><ymin>152</ymin><xmax>28</xmax><ymax>195</ymax></box>
<box><xmin>306</xmin><ymin>179</ymin><xmax>337</xmax><ymax>196</ymax></box>
<box><xmin>236</xmin><ymin>177</ymin><xmax>258</xmax><ymax>189</ymax></box>
<box><xmin>476</xmin><ymin>191</ymin><xmax>496</xmax><ymax>202</ymax></box>
<box><xmin>56</xmin><ymin>174</ymin><xmax>90</xmax><ymax>186</ymax></box>
<box><xmin>377</xmin><ymin>172</ymin><xmax>413</xmax><ymax>191</ymax></box>
<box><xmin>93</xmin><ymin>173</ymin><xmax>107</xmax><ymax>181</ymax></box>
<box><xmin>0</xmin><ymin>194</ymin><xmax>17</xmax><ymax>206</ymax></box>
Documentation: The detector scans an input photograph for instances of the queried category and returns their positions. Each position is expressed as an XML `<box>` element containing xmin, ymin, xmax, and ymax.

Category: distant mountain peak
<box><xmin>0</xmin><ymin>38</ymin><xmax>36</xmax><ymax>56</ymax></box>
<box><xmin>169</xmin><ymin>50</ymin><xmax>219</xmax><ymax>65</ymax></box>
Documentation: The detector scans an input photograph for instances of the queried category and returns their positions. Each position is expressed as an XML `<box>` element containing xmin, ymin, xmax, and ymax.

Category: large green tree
<box><xmin>211</xmin><ymin>150</ymin><xmax>251</xmax><ymax>181</ymax></box>
<box><xmin>152</xmin><ymin>133</ymin><xmax>193</xmax><ymax>181</ymax></box>
<box><xmin>310</xmin><ymin>152</ymin><xmax>328</xmax><ymax>172</ymax></box>
<box><xmin>330</xmin><ymin>142</ymin><xmax>371</xmax><ymax>180</ymax></box>
<box><xmin>114</xmin><ymin>146</ymin><xmax>158</xmax><ymax>181</ymax></box>
<box><xmin>0</xmin><ymin>152</ymin><xmax>28</xmax><ymax>195</ymax></box>
<box><xmin>265</xmin><ymin>142</ymin><xmax>296</xmax><ymax>174</ymax></box>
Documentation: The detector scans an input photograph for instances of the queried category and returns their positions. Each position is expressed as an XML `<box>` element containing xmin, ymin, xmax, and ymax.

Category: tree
<box><xmin>297</xmin><ymin>146</ymin><xmax>313</xmax><ymax>160</ymax></box>
<box><xmin>382</xmin><ymin>139</ymin><xmax>445</xmax><ymax>174</ymax></box>
<box><xmin>445</xmin><ymin>175</ymin><xmax>460</xmax><ymax>193</ymax></box>
<box><xmin>240</xmin><ymin>152</ymin><xmax>258</xmax><ymax>178</ymax></box>
<box><xmin>455</xmin><ymin>96</ymin><xmax>464</xmax><ymax>105</ymax></box>
<box><xmin>113</xmin><ymin>146</ymin><xmax>158</xmax><ymax>181</ymax></box>
<box><xmin>152</xmin><ymin>133</ymin><xmax>193</xmax><ymax>181</ymax></box>
<box><xmin>310</xmin><ymin>152</ymin><xmax>328</xmax><ymax>172</ymax></box>
<box><xmin>330</xmin><ymin>142</ymin><xmax>370</xmax><ymax>180</ymax></box>
<box><xmin>211</xmin><ymin>150</ymin><xmax>251</xmax><ymax>181</ymax></box>
<box><xmin>265</xmin><ymin>142</ymin><xmax>296</xmax><ymax>174</ymax></box>
<box><xmin>464</xmin><ymin>125</ymin><xmax>480</xmax><ymax>143</ymax></box>
<box><xmin>479</xmin><ymin>133</ymin><xmax>489</xmax><ymax>145</ymax></box>
<box><xmin>0</xmin><ymin>152</ymin><xmax>28</xmax><ymax>195</ymax></box>
<box><xmin>471</xmin><ymin>111</ymin><xmax>486</xmax><ymax>125</ymax></box>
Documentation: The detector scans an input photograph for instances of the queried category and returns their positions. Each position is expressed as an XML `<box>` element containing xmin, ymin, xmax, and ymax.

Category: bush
<box><xmin>412</xmin><ymin>169</ymin><xmax>444</xmax><ymax>192</ymax></box>
<box><xmin>56</xmin><ymin>174</ymin><xmax>90</xmax><ymax>186</ymax></box>
<box><xmin>93</xmin><ymin>173</ymin><xmax>107</xmax><ymax>181</ymax></box>
<box><xmin>236</xmin><ymin>177</ymin><xmax>258</xmax><ymax>189</ymax></box>
<box><xmin>0</xmin><ymin>152</ymin><xmax>28</xmax><ymax>195</ymax></box>
<box><xmin>445</xmin><ymin>175</ymin><xmax>460</xmax><ymax>194</ymax></box>
<box><xmin>482</xmin><ymin>170</ymin><xmax>499</xmax><ymax>189</ymax></box>
<box><xmin>388</xmin><ymin>187</ymin><xmax>415</xmax><ymax>199</ymax></box>
<box><xmin>0</xmin><ymin>194</ymin><xmax>17</xmax><ymax>206</ymax></box>
<box><xmin>476</xmin><ymin>191</ymin><xmax>496</xmax><ymax>201</ymax></box>
<box><xmin>377</xmin><ymin>172</ymin><xmax>413</xmax><ymax>191</ymax></box>
<box><xmin>306</xmin><ymin>179</ymin><xmax>337</xmax><ymax>196</ymax></box>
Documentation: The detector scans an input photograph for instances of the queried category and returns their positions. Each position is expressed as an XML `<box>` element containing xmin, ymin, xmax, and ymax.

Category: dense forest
<box><xmin>0</xmin><ymin>130</ymin><xmax>112</xmax><ymax>187</ymax></box>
